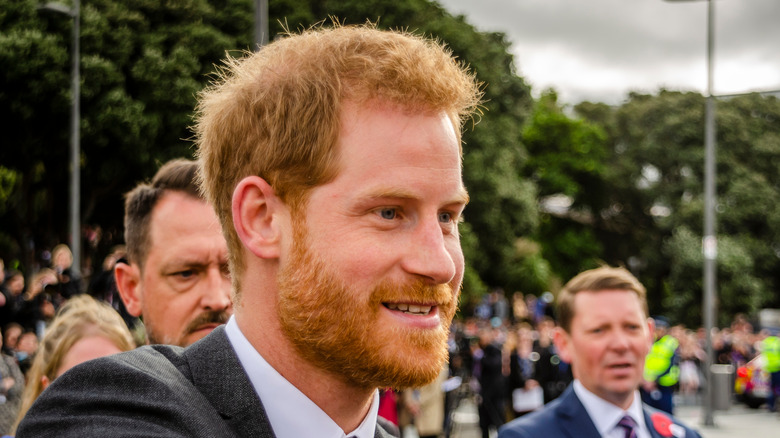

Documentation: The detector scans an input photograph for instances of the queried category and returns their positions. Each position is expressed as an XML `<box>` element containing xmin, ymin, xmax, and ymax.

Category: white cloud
<box><xmin>437</xmin><ymin>0</ymin><xmax>780</xmax><ymax>104</ymax></box>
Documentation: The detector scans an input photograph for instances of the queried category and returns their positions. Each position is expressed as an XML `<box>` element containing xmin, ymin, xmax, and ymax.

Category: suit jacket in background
<box><xmin>498</xmin><ymin>385</ymin><xmax>702</xmax><ymax>438</ymax></box>
<box><xmin>17</xmin><ymin>326</ymin><xmax>394</xmax><ymax>438</ymax></box>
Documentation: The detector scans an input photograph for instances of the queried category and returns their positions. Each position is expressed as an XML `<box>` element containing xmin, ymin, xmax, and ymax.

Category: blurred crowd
<box><xmin>1</xmin><ymin>247</ymin><xmax>777</xmax><ymax>438</ymax></box>
<box><xmin>0</xmin><ymin>245</ymin><xmax>138</xmax><ymax>436</ymax></box>
<box><xmin>378</xmin><ymin>290</ymin><xmax>778</xmax><ymax>438</ymax></box>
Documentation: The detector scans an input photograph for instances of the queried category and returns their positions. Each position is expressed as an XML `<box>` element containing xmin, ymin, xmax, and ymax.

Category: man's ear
<box><xmin>646</xmin><ymin>317</ymin><xmax>656</xmax><ymax>346</ymax></box>
<box><xmin>232</xmin><ymin>176</ymin><xmax>286</xmax><ymax>259</ymax></box>
<box><xmin>552</xmin><ymin>326</ymin><xmax>573</xmax><ymax>365</ymax></box>
<box><xmin>114</xmin><ymin>263</ymin><xmax>143</xmax><ymax>317</ymax></box>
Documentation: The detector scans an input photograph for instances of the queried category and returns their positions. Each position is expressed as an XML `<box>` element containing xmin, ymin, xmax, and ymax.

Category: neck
<box><xmin>235</xmin><ymin>291</ymin><xmax>375</xmax><ymax>432</ymax></box>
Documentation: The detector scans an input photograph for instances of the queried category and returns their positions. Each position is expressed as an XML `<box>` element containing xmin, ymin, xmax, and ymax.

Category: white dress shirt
<box><xmin>572</xmin><ymin>380</ymin><xmax>651</xmax><ymax>438</ymax></box>
<box><xmin>225</xmin><ymin>317</ymin><xmax>380</xmax><ymax>438</ymax></box>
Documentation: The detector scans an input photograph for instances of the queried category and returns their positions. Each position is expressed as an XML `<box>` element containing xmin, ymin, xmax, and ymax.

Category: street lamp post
<box><xmin>254</xmin><ymin>0</ymin><xmax>268</xmax><ymax>50</ymax></box>
<box><xmin>40</xmin><ymin>1</ymin><xmax>81</xmax><ymax>276</ymax></box>
<box><xmin>664</xmin><ymin>0</ymin><xmax>716</xmax><ymax>427</ymax></box>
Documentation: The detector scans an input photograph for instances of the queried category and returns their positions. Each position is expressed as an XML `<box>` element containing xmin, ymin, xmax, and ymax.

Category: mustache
<box><xmin>370</xmin><ymin>278</ymin><xmax>457</xmax><ymax>308</ymax></box>
<box><xmin>183</xmin><ymin>310</ymin><xmax>230</xmax><ymax>335</ymax></box>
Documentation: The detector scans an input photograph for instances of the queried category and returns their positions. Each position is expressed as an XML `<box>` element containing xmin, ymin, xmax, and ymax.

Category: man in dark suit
<box><xmin>499</xmin><ymin>267</ymin><xmax>701</xmax><ymax>438</ymax></box>
<box><xmin>17</xmin><ymin>23</ymin><xmax>482</xmax><ymax>438</ymax></box>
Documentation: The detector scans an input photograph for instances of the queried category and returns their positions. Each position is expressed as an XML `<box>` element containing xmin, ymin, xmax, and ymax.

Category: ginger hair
<box><xmin>194</xmin><ymin>23</ymin><xmax>482</xmax><ymax>298</ymax></box>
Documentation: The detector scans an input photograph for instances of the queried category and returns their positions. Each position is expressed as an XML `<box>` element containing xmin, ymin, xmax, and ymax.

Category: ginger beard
<box><xmin>277</xmin><ymin>216</ymin><xmax>460</xmax><ymax>389</ymax></box>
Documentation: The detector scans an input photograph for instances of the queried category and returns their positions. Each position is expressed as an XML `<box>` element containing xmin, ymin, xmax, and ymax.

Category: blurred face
<box><xmin>7</xmin><ymin>275</ymin><xmax>24</xmax><ymax>296</ymax></box>
<box><xmin>56</xmin><ymin>335</ymin><xmax>124</xmax><ymax>378</ymax></box>
<box><xmin>118</xmin><ymin>192</ymin><xmax>232</xmax><ymax>347</ymax></box>
<box><xmin>4</xmin><ymin>326</ymin><xmax>21</xmax><ymax>349</ymax></box>
<box><xmin>554</xmin><ymin>289</ymin><xmax>653</xmax><ymax>409</ymax></box>
<box><xmin>17</xmin><ymin>333</ymin><xmax>38</xmax><ymax>354</ymax></box>
<box><xmin>277</xmin><ymin>101</ymin><xmax>466</xmax><ymax>389</ymax></box>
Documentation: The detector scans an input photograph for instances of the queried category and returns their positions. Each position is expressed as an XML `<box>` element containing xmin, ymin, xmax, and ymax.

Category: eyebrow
<box><xmin>363</xmin><ymin>187</ymin><xmax>470</xmax><ymax>206</ymax></box>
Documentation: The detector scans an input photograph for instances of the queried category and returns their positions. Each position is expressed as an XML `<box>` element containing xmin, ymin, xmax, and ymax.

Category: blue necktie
<box><xmin>617</xmin><ymin>415</ymin><xmax>638</xmax><ymax>438</ymax></box>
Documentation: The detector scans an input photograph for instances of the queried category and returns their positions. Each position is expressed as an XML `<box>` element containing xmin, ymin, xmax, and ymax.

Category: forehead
<box><xmin>336</xmin><ymin>101</ymin><xmax>463</xmax><ymax>181</ymax></box>
<box><xmin>571</xmin><ymin>289</ymin><xmax>646</xmax><ymax>323</ymax></box>
<box><xmin>146</xmin><ymin>192</ymin><xmax>225</xmax><ymax>257</ymax></box>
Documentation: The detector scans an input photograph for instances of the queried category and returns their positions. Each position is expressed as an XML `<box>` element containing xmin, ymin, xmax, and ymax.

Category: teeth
<box><xmin>385</xmin><ymin>303</ymin><xmax>432</xmax><ymax>315</ymax></box>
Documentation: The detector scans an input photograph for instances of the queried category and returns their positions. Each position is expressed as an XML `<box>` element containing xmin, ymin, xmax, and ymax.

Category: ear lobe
<box><xmin>114</xmin><ymin>263</ymin><xmax>143</xmax><ymax>317</ymax></box>
<box><xmin>41</xmin><ymin>375</ymin><xmax>51</xmax><ymax>390</ymax></box>
<box><xmin>233</xmin><ymin>176</ymin><xmax>285</xmax><ymax>259</ymax></box>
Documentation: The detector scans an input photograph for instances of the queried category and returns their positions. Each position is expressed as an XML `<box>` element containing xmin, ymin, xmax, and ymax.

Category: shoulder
<box><xmin>643</xmin><ymin>406</ymin><xmax>702</xmax><ymax>438</ymax></box>
<box><xmin>17</xmin><ymin>344</ymin><xmax>234</xmax><ymax>437</ymax></box>
<box><xmin>498</xmin><ymin>399</ymin><xmax>565</xmax><ymax>438</ymax></box>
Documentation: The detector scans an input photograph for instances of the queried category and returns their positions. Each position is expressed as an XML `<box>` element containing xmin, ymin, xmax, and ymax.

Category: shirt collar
<box><xmin>225</xmin><ymin>316</ymin><xmax>380</xmax><ymax>438</ymax></box>
<box><xmin>572</xmin><ymin>380</ymin><xmax>648</xmax><ymax>437</ymax></box>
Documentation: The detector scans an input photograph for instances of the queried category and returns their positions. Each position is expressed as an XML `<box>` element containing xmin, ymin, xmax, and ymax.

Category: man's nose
<box><xmin>200</xmin><ymin>267</ymin><xmax>232</xmax><ymax>310</ymax></box>
<box><xmin>400</xmin><ymin>216</ymin><xmax>458</xmax><ymax>284</ymax></box>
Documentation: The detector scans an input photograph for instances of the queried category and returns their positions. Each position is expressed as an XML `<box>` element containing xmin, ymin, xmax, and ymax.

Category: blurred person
<box><xmin>0</xmin><ymin>327</ymin><xmax>25</xmax><ymax>436</ymax></box>
<box><xmin>763</xmin><ymin>334</ymin><xmax>780</xmax><ymax>412</ymax></box>
<box><xmin>114</xmin><ymin>159</ymin><xmax>232</xmax><ymax>347</ymax></box>
<box><xmin>1</xmin><ymin>324</ymin><xmax>22</xmax><ymax>358</ymax></box>
<box><xmin>17</xmin><ymin>24</ymin><xmax>481</xmax><ymax>437</ymax></box>
<box><xmin>400</xmin><ymin>365</ymin><xmax>448</xmax><ymax>438</ymax></box>
<box><xmin>533</xmin><ymin>316</ymin><xmax>572</xmax><ymax>404</ymax></box>
<box><xmin>13</xmin><ymin>333</ymin><xmax>37</xmax><ymax>377</ymax></box>
<box><xmin>511</xmin><ymin>292</ymin><xmax>528</xmax><ymax>324</ymax></box>
<box><xmin>377</xmin><ymin>388</ymin><xmax>400</xmax><ymax>437</ymax></box>
<box><xmin>11</xmin><ymin>295</ymin><xmax>135</xmax><ymax>435</ymax></box>
<box><xmin>641</xmin><ymin>317</ymin><xmax>680</xmax><ymax>414</ymax></box>
<box><xmin>677</xmin><ymin>330</ymin><xmax>704</xmax><ymax>405</ymax></box>
<box><xmin>87</xmin><ymin>246</ymin><xmax>138</xmax><ymax>331</ymax></box>
<box><xmin>19</xmin><ymin>270</ymin><xmax>59</xmax><ymax>340</ymax></box>
<box><xmin>475</xmin><ymin>326</ymin><xmax>506</xmax><ymax>438</ymax></box>
<box><xmin>507</xmin><ymin>324</ymin><xmax>542</xmax><ymax>418</ymax></box>
<box><xmin>50</xmin><ymin>244</ymin><xmax>82</xmax><ymax>299</ymax></box>
<box><xmin>499</xmin><ymin>266</ymin><xmax>701</xmax><ymax>438</ymax></box>
<box><xmin>0</xmin><ymin>259</ymin><xmax>5</xmax><ymax>310</ymax></box>
<box><xmin>0</xmin><ymin>272</ymin><xmax>25</xmax><ymax>328</ymax></box>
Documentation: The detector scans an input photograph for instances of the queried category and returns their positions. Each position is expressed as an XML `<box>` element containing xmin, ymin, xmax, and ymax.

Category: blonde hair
<box><xmin>556</xmin><ymin>266</ymin><xmax>648</xmax><ymax>333</ymax></box>
<box><xmin>195</xmin><ymin>23</ymin><xmax>482</xmax><ymax>298</ymax></box>
<box><xmin>13</xmin><ymin>295</ymin><xmax>135</xmax><ymax>432</ymax></box>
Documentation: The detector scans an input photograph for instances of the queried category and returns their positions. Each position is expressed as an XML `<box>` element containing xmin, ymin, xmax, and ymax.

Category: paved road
<box><xmin>676</xmin><ymin>403</ymin><xmax>780</xmax><ymax>438</ymax></box>
<box><xmin>447</xmin><ymin>397</ymin><xmax>780</xmax><ymax>438</ymax></box>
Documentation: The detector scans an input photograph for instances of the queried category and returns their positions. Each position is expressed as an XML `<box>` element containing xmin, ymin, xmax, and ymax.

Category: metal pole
<box><xmin>702</xmin><ymin>0</ymin><xmax>716</xmax><ymax>426</ymax></box>
<box><xmin>69</xmin><ymin>0</ymin><xmax>81</xmax><ymax>276</ymax></box>
<box><xmin>253</xmin><ymin>0</ymin><xmax>268</xmax><ymax>50</ymax></box>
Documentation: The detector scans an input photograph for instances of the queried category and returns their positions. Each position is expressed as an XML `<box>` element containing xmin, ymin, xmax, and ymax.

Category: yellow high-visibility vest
<box><xmin>764</xmin><ymin>336</ymin><xmax>780</xmax><ymax>373</ymax></box>
<box><xmin>644</xmin><ymin>335</ymin><xmax>679</xmax><ymax>387</ymax></box>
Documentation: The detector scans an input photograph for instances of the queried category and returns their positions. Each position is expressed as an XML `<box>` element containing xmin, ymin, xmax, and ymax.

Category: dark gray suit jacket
<box><xmin>17</xmin><ymin>326</ymin><xmax>395</xmax><ymax>438</ymax></box>
<box><xmin>498</xmin><ymin>385</ymin><xmax>702</xmax><ymax>438</ymax></box>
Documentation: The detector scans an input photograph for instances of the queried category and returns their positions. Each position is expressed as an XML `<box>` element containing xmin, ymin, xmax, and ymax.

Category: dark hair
<box><xmin>123</xmin><ymin>159</ymin><xmax>202</xmax><ymax>269</ymax></box>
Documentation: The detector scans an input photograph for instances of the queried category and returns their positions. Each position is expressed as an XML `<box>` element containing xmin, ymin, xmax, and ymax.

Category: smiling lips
<box><xmin>384</xmin><ymin>302</ymin><xmax>435</xmax><ymax>315</ymax></box>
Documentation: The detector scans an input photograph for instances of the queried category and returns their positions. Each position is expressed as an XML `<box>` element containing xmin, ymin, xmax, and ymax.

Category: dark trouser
<box><xmin>768</xmin><ymin>371</ymin><xmax>780</xmax><ymax>411</ymax></box>
<box><xmin>478</xmin><ymin>394</ymin><xmax>505</xmax><ymax>438</ymax></box>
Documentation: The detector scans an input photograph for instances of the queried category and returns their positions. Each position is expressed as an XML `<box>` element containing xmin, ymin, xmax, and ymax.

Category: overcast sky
<box><xmin>436</xmin><ymin>0</ymin><xmax>780</xmax><ymax>105</ymax></box>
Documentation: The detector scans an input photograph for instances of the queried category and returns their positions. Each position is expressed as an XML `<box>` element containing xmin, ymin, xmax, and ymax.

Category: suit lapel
<box><xmin>557</xmin><ymin>386</ymin><xmax>602</xmax><ymax>438</ymax></box>
<box><xmin>185</xmin><ymin>326</ymin><xmax>276</xmax><ymax>438</ymax></box>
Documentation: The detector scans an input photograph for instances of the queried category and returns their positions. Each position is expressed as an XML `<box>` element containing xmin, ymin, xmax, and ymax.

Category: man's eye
<box><xmin>174</xmin><ymin>270</ymin><xmax>196</xmax><ymax>279</ymax></box>
<box><xmin>439</xmin><ymin>212</ymin><xmax>453</xmax><ymax>223</ymax></box>
<box><xmin>378</xmin><ymin>208</ymin><xmax>397</xmax><ymax>220</ymax></box>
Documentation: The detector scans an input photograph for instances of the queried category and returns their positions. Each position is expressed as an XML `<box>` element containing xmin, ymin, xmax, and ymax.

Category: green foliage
<box><xmin>580</xmin><ymin>90</ymin><xmax>780</xmax><ymax>326</ymax></box>
<box><xmin>0</xmin><ymin>0</ymin><xmax>541</xmax><ymax>309</ymax></box>
<box><xmin>5</xmin><ymin>0</ymin><xmax>777</xmax><ymax>328</ymax></box>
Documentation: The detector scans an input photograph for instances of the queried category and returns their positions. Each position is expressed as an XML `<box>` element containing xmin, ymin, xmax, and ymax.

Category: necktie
<box><xmin>617</xmin><ymin>415</ymin><xmax>638</xmax><ymax>438</ymax></box>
